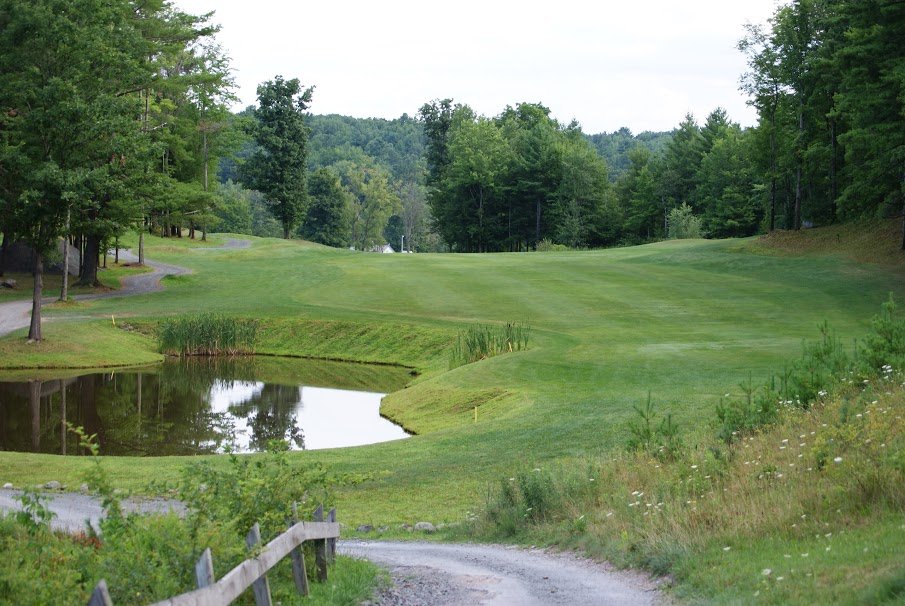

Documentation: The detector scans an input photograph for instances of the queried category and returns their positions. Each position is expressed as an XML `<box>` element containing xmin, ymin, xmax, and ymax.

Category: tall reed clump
<box><xmin>157</xmin><ymin>313</ymin><xmax>259</xmax><ymax>356</ymax></box>
<box><xmin>449</xmin><ymin>321</ymin><xmax>531</xmax><ymax>369</ymax></box>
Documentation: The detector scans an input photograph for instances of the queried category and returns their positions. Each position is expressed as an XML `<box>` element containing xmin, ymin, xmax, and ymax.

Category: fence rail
<box><xmin>87</xmin><ymin>505</ymin><xmax>338</xmax><ymax>606</ymax></box>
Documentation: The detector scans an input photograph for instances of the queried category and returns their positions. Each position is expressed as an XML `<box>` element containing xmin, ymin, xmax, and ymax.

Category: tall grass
<box><xmin>157</xmin><ymin>313</ymin><xmax>258</xmax><ymax>356</ymax></box>
<box><xmin>474</xmin><ymin>300</ymin><xmax>905</xmax><ymax>602</ymax></box>
<box><xmin>449</xmin><ymin>321</ymin><xmax>531</xmax><ymax>369</ymax></box>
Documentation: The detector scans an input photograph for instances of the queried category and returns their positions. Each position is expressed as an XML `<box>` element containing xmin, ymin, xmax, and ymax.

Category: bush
<box><xmin>666</xmin><ymin>203</ymin><xmax>704</xmax><ymax>239</ymax></box>
<box><xmin>860</xmin><ymin>294</ymin><xmax>905</xmax><ymax>373</ymax></box>
<box><xmin>535</xmin><ymin>238</ymin><xmax>570</xmax><ymax>252</ymax></box>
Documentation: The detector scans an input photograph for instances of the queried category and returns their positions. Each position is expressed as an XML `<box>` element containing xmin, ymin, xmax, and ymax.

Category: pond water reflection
<box><xmin>0</xmin><ymin>357</ymin><xmax>411</xmax><ymax>456</ymax></box>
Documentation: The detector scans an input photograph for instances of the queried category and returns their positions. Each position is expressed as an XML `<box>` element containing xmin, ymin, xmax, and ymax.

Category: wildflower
<box><xmin>691</xmin><ymin>465</ymin><xmax>698</xmax><ymax>469</ymax></box>
<box><xmin>801</xmin><ymin>553</ymin><xmax>809</xmax><ymax>557</ymax></box>
<box><xmin>833</xmin><ymin>457</ymin><xmax>843</xmax><ymax>464</ymax></box>
<box><xmin>723</xmin><ymin>546</ymin><xmax>731</xmax><ymax>552</ymax></box>
<box><xmin>762</xmin><ymin>569</ymin><xmax>772</xmax><ymax>576</ymax></box>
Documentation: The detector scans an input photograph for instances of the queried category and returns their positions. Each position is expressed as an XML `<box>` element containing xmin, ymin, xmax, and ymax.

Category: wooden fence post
<box><xmin>87</xmin><ymin>580</ymin><xmax>113</xmax><ymax>606</ymax></box>
<box><xmin>327</xmin><ymin>507</ymin><xmax>337</xmax><ymax>564</ymax></box>
<box><xmin>289</xmin><ymin>503</ymin><xmax>310</xmax><ymax>597</ymax></box>
<box><xmin>313</xmin><ymin>505</ymin><xmax>328</xmax><ymax>582</ymax></box>
<box><xmin>195</xmin><ymin>548</ymin><xmax>215</xmax><ymax>589</ymax></box>
<box><xmin>246</xmin><ymin>523</ymin><xmax>273</xmax><ymax>606</ymax></box>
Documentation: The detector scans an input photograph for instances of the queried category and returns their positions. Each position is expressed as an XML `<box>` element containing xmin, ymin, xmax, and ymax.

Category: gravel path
<box><xmin>0</xmin><ymin>487</ymin><xmax>184</xmax><ymax>533</ymax></box>
<box><xmin>0</xmin><ymin>489</ymin><xmax>667</xmax><ymax>604</ymax></box>
<box><xmin>0</xmin><ymin>238</ymin><xmax>250</xmax><ymax>337</ymax></box>
<box><xmin>342</xmin><ymin>541</ymin><xmax>667</xmax><ymax>606</ymax></box>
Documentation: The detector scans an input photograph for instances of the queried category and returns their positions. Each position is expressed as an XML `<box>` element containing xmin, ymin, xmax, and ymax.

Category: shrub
<box><xmin>626</xmin><ymin>393</ymin><xmax>683</xmax><ymax>461</ymax></box>
<box><xmin>535</xmin><ymin>238</ymin><xmax>569</xmax><ymax>252</ymax></box>
<box><xmin>666</xmin><ymin>203</ymin><xmax>703</xmax><ymax>239</ymax></box>
<box><xmin>859</xmin><ymin>294</ymin><xmax>905</xmax><ymax>373</ymax></box>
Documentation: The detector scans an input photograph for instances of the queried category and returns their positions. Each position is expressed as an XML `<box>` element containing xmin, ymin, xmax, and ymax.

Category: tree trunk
<box><xmin>829</xmin><ymin>119</ymin><xmax>837</xmax><ymax>222</ymax></box>
<box><xmin>78</xmin><ymin>234</ymin><xmax>100</xmax><ymax>287</ymax></box>
<box><xmin>283</xmin><ymin>222</ymin><xmax>290</xmax><ymax>239</ymax></box>
<box><xmin>769</xmin><ymin>109</ymin><xmax>777</xmax><ymax>232</ymax></box>
<box><xmin>28</xmin><ymin>252</ymin><xmax>43</xmax><ymax>342</ymax></box>
<box><xmin>0</xmin><ymin>231</ymin><xmax>8</xmax><ymax>277</ymax></box>
<box><xmin>138</xmin><ymin>228</ymin><xmax>145</xmax><ymax>265</ymax></box>
<box><xmin>60</xmin><ymin>210</ymin><xmax>70</xmax><ymax>301</ymax></box>
<box><xmin>901</xmin><ymin>198</ymin><xmax>905</xmax><ymax>252</ymax></box>
<box><xmin>794</xmin><ymin>102</ymin><xmax>804</xmax><ymax>230</ymax></box>
<box><xmin>535</xmin><ymin>199</ymin><xmax>541</xmax><ymax>247</ymax></box>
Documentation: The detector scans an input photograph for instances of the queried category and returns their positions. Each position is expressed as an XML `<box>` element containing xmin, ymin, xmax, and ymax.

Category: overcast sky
<box><xmin>174</xmin><ymin>0</ymin><xmax>779</xmax><ymax>134</ymax></box>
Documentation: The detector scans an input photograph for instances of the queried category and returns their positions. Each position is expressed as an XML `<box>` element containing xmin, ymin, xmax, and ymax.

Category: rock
<box><xmin>44</xmin><ymin>480</ymin><xmax>62</xmax><ymax>490</ymax></box>
<box><xmin>356</xmin><ymin>524</ymin><xmax>374</xmax><ymax>533</ymax></box>
<box><xmin>414</xmin><ymin>521</ymin><xmax>436</xmax><ymax>533</ymax></box>
<box><xmin>2</xmin><ymin>483</ymin><xmax>12</xmax><ymax>490</ymax></box>
<box><xmin>0</xmin><ymin>279</ymin><xmax>16</xmax><ymax>289</ymax></box>
<box><xmin>378</xmin><ymin>525</ymin><xmax>389</xmax><ymax>533</ymax></box>
<box><xmin>399</xmin><ymin>523</ymin><xmax>413</xmax><ymax>532</ymax></box>
<box><xmin>79</xmin><ymin>483</ymin><xmax>90</xmax><ymax>494</ymax></box>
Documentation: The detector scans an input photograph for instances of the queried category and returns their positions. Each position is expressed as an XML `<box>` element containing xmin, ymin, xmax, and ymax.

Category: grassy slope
<box><xmin>0</xmin><ymin>226</ymin><xmax>903</xmax><ymax>601</ymax></box>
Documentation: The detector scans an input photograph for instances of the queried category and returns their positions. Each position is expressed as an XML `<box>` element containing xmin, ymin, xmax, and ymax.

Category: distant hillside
<box><xmin>585</xmin><ymin>127</ymin><xmax>672</xmax><ymax>180</ymax></box>
<box><xmin>306</xmin><ymin>113</ymin><xmax>425</xmax><ymax>183</ymax></box>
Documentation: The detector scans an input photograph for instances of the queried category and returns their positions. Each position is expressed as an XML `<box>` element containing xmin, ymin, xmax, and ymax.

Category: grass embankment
<box><xmin>1</xmin><ymin>228</ymin><xmax>903</xmax><ymax>603</ymax></box>
<box><xmin>748</xmin><ymin>216</ymin><xmax>905</xmax><ymax>266</ymax></box>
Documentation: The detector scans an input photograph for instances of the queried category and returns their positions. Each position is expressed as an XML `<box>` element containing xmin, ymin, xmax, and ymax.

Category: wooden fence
<box><xmin>87</xmin><ymin>505</ymin><xmax>338</xmax><ymax>606</ymax></box>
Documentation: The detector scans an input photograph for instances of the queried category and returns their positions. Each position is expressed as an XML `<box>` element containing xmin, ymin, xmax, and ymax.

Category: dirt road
<box><xmin>341</xmin><ymin>540</ymin><xmax>666</xmax><ymax>606</ymax></box>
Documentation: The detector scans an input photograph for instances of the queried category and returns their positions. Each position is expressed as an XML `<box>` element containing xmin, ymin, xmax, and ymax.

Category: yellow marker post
<box><xmin>111</xmin><ymin>315</ymin><xmax>116</xmax><ymax>327</ymax></box>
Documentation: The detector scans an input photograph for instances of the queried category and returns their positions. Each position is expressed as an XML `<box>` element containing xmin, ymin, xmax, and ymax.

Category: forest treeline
<box><xmin>213</xmin><ymin>0</ymin><xmax>904</xmax><ymax>253</ymax></box>
<box><xmin>1</xmin><ymin>0</ymin><xmax>903</xmax><ymax>339</ymax></box>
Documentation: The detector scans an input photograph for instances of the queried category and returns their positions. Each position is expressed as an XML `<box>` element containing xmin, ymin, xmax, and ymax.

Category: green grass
<box><xmin>0</xmin><ymin>321</ymin><xmax>162</xmax><ymax>370</ymax></box>
<box><xmin>1</xmin><ymin>228</ymin><xmax>903</xmax><ymax>603</ymax></box>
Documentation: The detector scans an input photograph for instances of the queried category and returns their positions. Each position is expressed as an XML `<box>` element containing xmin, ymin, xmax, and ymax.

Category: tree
<box><xmin>302</xmin><ymin>168</ymin><xmax>351</xmax><ymax>247</ymax></box>
<box><xmin>552</xmin><ymin>128</ymin><xmax>614</xmax><ymax>248</ymax></box>
<box><xmin>739</xmin><ymin>22</ymin><xmax>784</xmax><ymax>231</ymax></box>
<box><xmin>240</xmin><ymin>76</ymin><xmax>313</xmax><ymax>239</ymax></box>
<box><xmin>443</xmin><ymin>116</ymin><xmax>509</xmax><ymax>251</ymax></box>
<box><xmin>832</xmin><ymin>0</ymin><xmax>905</xmax><ymax>247</ymax></box>
<box><xmin>333</xmin><ymin>160</ymin><xmax>400</xmax><ymax>251</ymax></box>
<box><xmin>660</xmin><ymin>113</ymin><xmax>704</xmax><ymax>212</ymax></box>
<box><xmin>0</xmin><ymin>0</ymin><xmax>148</xmax><ymax>338</ymax></box>
<box><xmin>697</xmin><ymin>128</ymin><xmax>763</xmax><ymax>237</ymax></box>
<box><xmin>616</xmin><ymin>147</ymin><xmax>662</xmax><ymax>242</ymax></box>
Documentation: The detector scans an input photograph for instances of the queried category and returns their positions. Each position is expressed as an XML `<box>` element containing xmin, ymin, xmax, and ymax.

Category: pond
<box><xmin>0</xmin><ymin>357</ymin><xmax>413</xmax><ymax>456</ymax></box>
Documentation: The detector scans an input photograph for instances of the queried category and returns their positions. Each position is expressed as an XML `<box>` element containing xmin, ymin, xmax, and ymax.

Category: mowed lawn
<box><xmin>1</xmin><ymin>233</ymin><xmax>902</xmax><ymax>523</ymax></box>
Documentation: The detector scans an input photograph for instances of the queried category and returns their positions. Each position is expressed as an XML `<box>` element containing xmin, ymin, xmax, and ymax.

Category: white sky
<box><xmin>175</xmin><ymin>0</ymin><xmax>779</xmax><ymax>134</ymax></box>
